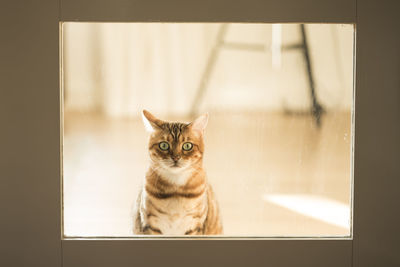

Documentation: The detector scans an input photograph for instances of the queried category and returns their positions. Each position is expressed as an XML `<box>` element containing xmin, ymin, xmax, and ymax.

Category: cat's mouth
<box><xmin>171</xmin><ymin>162</ymin><xmax>180</xmax><ymax>168</ymax></box>
<box><xmin>169</xmin><ymin>161</ymin><xmax>186</xmax><ymax>169</ymax></box>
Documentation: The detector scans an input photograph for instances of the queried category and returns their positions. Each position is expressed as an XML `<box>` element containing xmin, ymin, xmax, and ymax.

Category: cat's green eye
<box><xmin>159</xmin><ymin>142</ymin><xmax>169</xmax><ymax>151</ymax></box>
<box><xmin>182</xmin><ymin>142</ymin><xmax>193</xmax><ymax>151</ymax></box>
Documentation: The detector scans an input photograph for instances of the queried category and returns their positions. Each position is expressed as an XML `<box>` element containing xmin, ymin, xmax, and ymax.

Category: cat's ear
<box><xmin>189</xmin><ymin>113</ymin><xmax>209</xmax><ymax>134</ymax></box>
<box><xmin>142</xmin><ymin>110</ymin><xmax>164</xmax><ymax>132</ymax></box>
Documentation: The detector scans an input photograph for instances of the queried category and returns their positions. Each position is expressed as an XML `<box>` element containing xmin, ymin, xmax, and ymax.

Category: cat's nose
<box><xmin>172</xmin><ymin>155</ymin><xmax>180</xmax><ymax>162</ymax></box>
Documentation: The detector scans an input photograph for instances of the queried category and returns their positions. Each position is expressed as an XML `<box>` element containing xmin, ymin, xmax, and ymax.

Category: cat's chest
<box><xmin>148</xmin><ymin>197</ymin><xmax>206</xmax><ymax>235</ymax></box>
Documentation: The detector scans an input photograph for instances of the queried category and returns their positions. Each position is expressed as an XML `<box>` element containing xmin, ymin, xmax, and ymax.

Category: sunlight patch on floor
<box><xmin>263</xmin><ymin>194</ymin><xmax>350</xmax><ymax>229</ymax></box>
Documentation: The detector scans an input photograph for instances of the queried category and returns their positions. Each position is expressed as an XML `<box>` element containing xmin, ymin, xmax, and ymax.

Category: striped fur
<box><xmin>133</xmin><ymin>110</ymin><xmax>222</xmax><ymax>235</ymax></box>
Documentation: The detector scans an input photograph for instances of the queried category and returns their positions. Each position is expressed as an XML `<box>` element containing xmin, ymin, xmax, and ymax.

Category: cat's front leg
<box><xmin>142</xmin><ymin>224</ymin><xmax>163</xmax><ymax>235</ymax></box>
<box><xmin>184</xmin><ymin>226</ymin><xmax>203</xmax><ymax>235</ymax></box>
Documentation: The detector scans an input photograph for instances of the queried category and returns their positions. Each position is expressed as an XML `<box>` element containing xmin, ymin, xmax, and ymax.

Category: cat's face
<box><xmin>142</xmin><ymin>110</ymin><xmax>208</xmax><ymax>174</ymax></box>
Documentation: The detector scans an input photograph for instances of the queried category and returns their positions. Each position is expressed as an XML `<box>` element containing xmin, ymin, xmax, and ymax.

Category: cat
<box><xmin>133</xmin><ymin>110</ymin><xmax>222</xmax><ymax>235</ymax></box>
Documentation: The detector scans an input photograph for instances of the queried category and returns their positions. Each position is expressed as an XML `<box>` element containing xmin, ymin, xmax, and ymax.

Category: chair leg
<box><xmin>300</xmin><ymin>24</ymin><xmax>325</xmax><ymax>127</ymax></box>
<box><xmin>190</xmin><ymin>24</ymin><xmax>229</xmax><ymax>117</ymax></box>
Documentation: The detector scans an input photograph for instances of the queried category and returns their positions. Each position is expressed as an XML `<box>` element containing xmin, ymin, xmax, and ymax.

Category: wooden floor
<box><xmin>63</xmin><ymin>110</ymin><xmax>352</xmax><ymax>237</ymax></box>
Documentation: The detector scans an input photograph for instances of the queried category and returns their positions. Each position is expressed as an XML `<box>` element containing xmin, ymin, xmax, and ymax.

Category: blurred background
<box><xmin>62</xmin><ymin>23</ymin><xmax>354</xmax><ymax>237</ymax></box>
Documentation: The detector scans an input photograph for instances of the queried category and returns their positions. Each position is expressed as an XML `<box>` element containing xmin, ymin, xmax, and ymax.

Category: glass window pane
<box><xmin>62</xmin><ymin>23</ymin><xmax>354</xmax><ymax>237</ymax></box>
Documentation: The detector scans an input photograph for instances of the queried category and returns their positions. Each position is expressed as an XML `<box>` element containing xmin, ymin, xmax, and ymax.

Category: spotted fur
<box><xmin>133</xmin><ymin>110</ymin><xmax>222</xmax><ymax>235</ymax></box>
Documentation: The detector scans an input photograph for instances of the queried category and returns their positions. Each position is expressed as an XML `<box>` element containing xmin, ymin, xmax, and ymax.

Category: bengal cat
<box><xmin>133</xmin><ymin>110</ymin><xmax>222</xmax><ymax>235</ymax></box>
